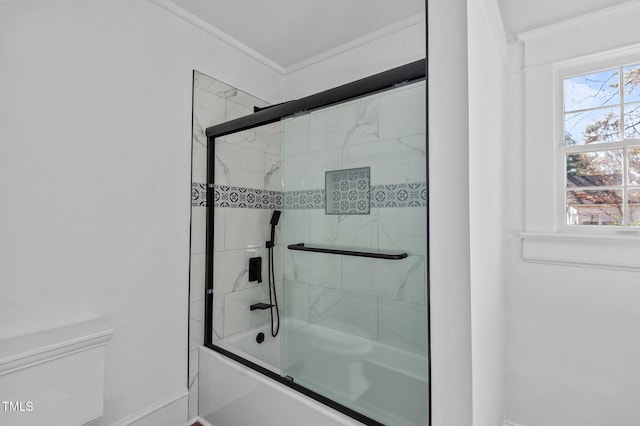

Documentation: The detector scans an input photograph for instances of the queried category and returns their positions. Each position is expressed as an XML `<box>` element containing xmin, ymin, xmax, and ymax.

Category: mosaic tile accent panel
<box><xmin>192</xmin><ymin>183</ymin><xmax>207</xmax><ymax>207</ymax></box>
<box><xmin>214</xmin><ymin>185</ymin><xmax>282</xmax><ymax>209</ymax></box>
<box><xmin>325</xmin><ymin>167</ymin><xmax>371</xmax><ymax>215</ymax></box>
<box><xmin>284</xmin><ymin>189</ymin><xmax>325</xmax><ymax>210</ymax></box>
<box><xmin>192</xmin><ymin>182</ymin><xmax>427</xmax><ymax>209</ymax></box>
<box><xmin>370</xmin><ymin>182</ymin><xmax>428</xmax><ymax>208</ymax></box>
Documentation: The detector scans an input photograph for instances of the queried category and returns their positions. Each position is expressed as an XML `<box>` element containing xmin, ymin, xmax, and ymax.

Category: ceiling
<box><xmin>497</xmin><ymin>0</ymin><xmax>636</xmax><ymax>36</ymax></box>
<box><xmin>163</xmin><ymin>0</ymin><xmax>637</xmax><ymax>70</ymax></box>
<box><xmin>168</xmin><ymin>0</ymin><xmax>424</xmax><ymax>71</ymax></box>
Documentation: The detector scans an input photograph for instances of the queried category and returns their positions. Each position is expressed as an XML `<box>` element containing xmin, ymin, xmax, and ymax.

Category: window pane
<box><xmin>623</xmin><ymin>64</ymin><xmax>640</xmax><ymax>103</ymax></box>
<box><xmin>564</xmin><ymin>68</ymin><xmax>619</xmax><ymax>111</ymax></box>
<box><xmin>566</xmin><ymin>150</ymin><xmax>622</xmax><ymax>186</ymax></box>
<box><xmin>624</xmin><ymin>103</ymin><xmax>640</xmax><ymax>139</ymax></box>
<box><xmin>566</xmin><ymin>189</ymin><xmax>623</xmax><ymax>225</ymax></box>
<box><xmin>629</xmin><ymin>190</ymin><xmax>640</xmax><ymax>226</ymax></box>
<box><xmin>564</xmin><ymin>108</ymin><xmax>620</xmax><ymax>145</ymax></box>
<box><xmin>629</xmin><ymin>147</ymin><xmax>640</xmax><ymax>185</ymax></box>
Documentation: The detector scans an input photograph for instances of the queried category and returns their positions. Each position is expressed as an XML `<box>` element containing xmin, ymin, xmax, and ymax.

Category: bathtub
<box><xmin>214</xmin><ymin>322</ymin><xmax>281</xmax><ymax>373</ymax></box>
<box><xmin>200</xmin><ymin>319</ymin><xmax>429</xmax><ymax>426</ymax></box>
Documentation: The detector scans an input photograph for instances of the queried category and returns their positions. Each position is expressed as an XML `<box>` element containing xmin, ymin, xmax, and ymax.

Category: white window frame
<box><xmin>519</xmin><ymin>7</ymin><xmax>640</xmax><ymax>270</ymax></box>
<box><xmin>554</xmin><ymin>48</ymin><xmax>640</xmax><ymax>235</ymax></box>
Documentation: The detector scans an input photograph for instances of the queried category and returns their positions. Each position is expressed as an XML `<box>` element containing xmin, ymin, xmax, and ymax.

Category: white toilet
<box><xmin>0</xmin><ymin>319</ymin><xmax>115</xmax><ymax>426</ymax></box>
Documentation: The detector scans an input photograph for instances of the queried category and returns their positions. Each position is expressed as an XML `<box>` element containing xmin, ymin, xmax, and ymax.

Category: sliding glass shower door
<box><xmin>280</xmin><ymin>80</ymin><xmax>428</xmax><ymax>426</ymax></box>
<box><xmin>204</xmin><ymin>62</ymin><xmax>428</xmax><ymax>426</ymax></box>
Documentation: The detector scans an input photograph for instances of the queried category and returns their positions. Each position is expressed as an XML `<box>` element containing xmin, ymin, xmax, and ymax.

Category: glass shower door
<box><xmin>280</xmin><ymin>80</ymin><xmax>429</xmax><ymax>426</ymax></box>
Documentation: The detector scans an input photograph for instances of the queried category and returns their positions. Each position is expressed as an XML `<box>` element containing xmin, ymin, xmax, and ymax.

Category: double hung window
<box><xmin>562</xmin><ymin>63</ymin><xmax>640</xmax><ymax>226</ymax></box>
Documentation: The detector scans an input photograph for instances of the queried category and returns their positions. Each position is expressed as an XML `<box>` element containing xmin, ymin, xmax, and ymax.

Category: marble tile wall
<box><xmin>189</xmin><ymin>71</ymin><xmax>271</xmax><ymax>419</ymax></box>
<box><xmin>280</xmin><ymin>81</ymin><xmax>428</xmax><ymax>355</ymax></box>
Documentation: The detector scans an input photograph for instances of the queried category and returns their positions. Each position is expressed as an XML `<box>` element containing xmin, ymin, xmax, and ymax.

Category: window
<box><xmin>561</xmin><ymin>63</ymin><xmax>640</xmax><ymax>227</ymax></box>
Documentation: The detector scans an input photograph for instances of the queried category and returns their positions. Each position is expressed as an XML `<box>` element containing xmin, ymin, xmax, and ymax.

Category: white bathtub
<box><xmin>215</xmin><ymin>322</ymin><xmax>281</xmax><ymax>373</ymax></box>
<box><xmin>201</xmin><ymin>319</ymin><xmax>429</xmax><ymax>426</ymax></box>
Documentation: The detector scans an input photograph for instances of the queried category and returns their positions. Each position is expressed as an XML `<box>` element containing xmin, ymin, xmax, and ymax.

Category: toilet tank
<box><xmin>0</xmin><ymin>319</ymin><xmax>115</xmax><ymax>426</ymax></box>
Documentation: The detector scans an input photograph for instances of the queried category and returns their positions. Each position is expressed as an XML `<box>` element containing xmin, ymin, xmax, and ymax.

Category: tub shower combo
<box><xmin>200</xmin><ymin>60</ymin><xmax>428</xmax><ymax>426</ymax></box>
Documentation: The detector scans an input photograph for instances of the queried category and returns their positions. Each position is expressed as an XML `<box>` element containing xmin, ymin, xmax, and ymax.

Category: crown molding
<box><xmin>149</xmin><ymin>0</ymin><xmax>287</xmax><ymax>75</ymax></box>
<box><xmin>149</xmin><ymin>0</ymin><xmax>424</xmax><ymax>77</ymax></box>
<box><xmin>284</xmin><ymin>13</ymin><xmax>425</xmax><ymax>74</ymax></box>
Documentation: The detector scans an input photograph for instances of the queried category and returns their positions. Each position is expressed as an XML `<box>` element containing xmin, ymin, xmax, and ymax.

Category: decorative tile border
<box><xmin>325</xmin><ymin>167</ymin><xmax>371</xmax><ymax>215</ymax></box>
<box><xmin>215</xmin><ymin>185</ymin><xmax>281</xmax><ymax>209</ymax></box>
<box><xmin>370</xmin><ymin>182</ymin><xmax>427</xmax><ymax>208</ymax></box>
<box><xmin>192</xmin><ymin>182</ymin><xmax>427</xmax><ymax>209</ymax></box>
<box><xmin>192</xmin><ymin>183</ymin><xmax>207</xmax><ymax>207</ymax></box>
<box><xmin>284</xmin><ymin>189</ymin><xmax>325</xmax><ymax>210</ymax></box>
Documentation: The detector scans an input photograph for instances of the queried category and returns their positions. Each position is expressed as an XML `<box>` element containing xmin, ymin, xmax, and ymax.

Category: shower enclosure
<box><xmin>203</xmin><ymin>60</ymin><xmax>428</xmax><ymax>426</ymax></box>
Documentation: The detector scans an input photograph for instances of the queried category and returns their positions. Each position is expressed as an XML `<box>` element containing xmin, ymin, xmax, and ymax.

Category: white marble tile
<box><xmin>189</xmin><ymin>347</ymin><xmax>199</xmax><ymax>390</ymax></box>
<box><xmin>190</xmin><ymin>206</ymin><xmax>206</xmax><ymax>255</ymax></box>
<box><xmin>308</xmin><ymin>286</ymin><xmax>378</xmax><ymax>339</ymax></box>
<box><xmin>193</xmin><ymin>71</ymin><xmax>215</xmax><ymax>91</ymax></box>
<box><xmin>283</xmin><ymin>149</ymin><xmax>342</xmax><ymax>191</ymax></box>
<box><xmin>378</xmin><ymin>298</ymin><xmax>428</xmax><ymax>354</ymax></box>
<box><xmin>256</xmin><ymin>122</ymin><xmax>283</xmax><ymax>156</ymax></box>
<box><xmin>264</xmin><ymin>153</ymin><xmax>283</xmax><ymax>192</ymax></box>
<box><xmin>189</xmin><ymin>299</ymin><xmax>204</xmax><ymax>351</ymax></box>
<box><xmin>225</xmin><ymin>88</ymin><xmax>268</xmax><ymax>111</ymax></box>
<box><xmin>224</xmin><ymin>122</ymin><xmax>282</xmax><ymax>157</ymax></box>
<box><xmin>339</xmin><ymin>256</ymin><xmax>377</xmax><ymax>297</ymax></box>
<box><xmin>341</xmin><ymin>255</ymin><xmax>426</xmax><ymax>304</ymax></box>
<box><xmin>213</xmin><ymin>247</ymin><xmax>265</xmax><ymax>295</ymax></box>
<box><xmin>190</xmin><ymin>253</ymin><xmax>206</xmax><ymax>303</ymax></box>
<box><xmin>193</xmin><ymin>87</ymin><xmax>227</xmax><ymax>146</ymax></box>
<box><xmin>223</xmin><ymin>285</ymin><xmax>270</xmax><ymax>337</ymax></box>
<box><xmin>306</xmin><ymin>210</ymin><xmax>379</xmax><ymax>249</ymax></box>
<box><xmin>343</xmin><ymin>133</ymin><xmax>426</xmax><ymax>186</ymax></box>
<box><xmin>334</xmin><ymin>212</ymin><xmax>379</xmax><ymax>248</ymax></box>
<box><xmin>283</xmin><ymin>280</ymin><xmax>309</xmax><ymax>321</ymax></box>
<box><xmin>283</xmin><ymin>114</ymin><xmax>310</xmax><ymax>156</ymax></box>
<box><xmin>378</xmin><ymin>207</ymin><xmax>427</xmax><ymax>256</ymax></box>
<box><xmin>212</xmin><ymin>295</ymin><xmax>224</xmax><ymax>342</ymax></box>
<box><xmin>224</xmin><ymin>209</ymin><xmax>270</xmax><ymax>251</ymax></box>
<box><xmin>306</xmin><ymin>210</ymin><xmax>338</xmax><ymax>245</ymax></box>
<box><xmin>191</xmin><ymin>141</ymin><xmax>207</xmax><ymax>183</ymax></box>
<box><xmin>272</xmin><ymin>245</ymin><xmax>284</xmax><ymax>284</ymax></box>
<box><xmin>214</xmin><ymin>141</ymin><xmax>265</xmax><ymax>189</ymax></box>
<box><xmin>197</xmin><ymin>79</ymin><xmax>235</xmax><ymax>98</ymax></box>
<box><xmin>188</xmin><ymin>376</ymin><xmax>198</xmax><ymax>420</ymax></box>
<box><xmin>308</xmin><ymin>97</ymin><xmax>378</xmax><ymax>150</ymax></box>
<box><xmin>378</xmin><ymin>81</ymin><xmax>426</xmax><ymax>140</ymax></box>
<box><xmin>194</xmin><ymin>72</ymin><xmax>234</xmax><ymax>100</ymax></box>
<box><xmin>223</xmin><ymin>127</ymin><xmax>257</xmax><ymax>148</ymax></box>
<box><xmin>281</xmin><ymin>209</ymin><xmax>309</xmax><ymax>246</ymax></box>
<box><xmin>283</xmin><ymin>249</ymin><xmax>341</xmax><ymax>289</ymax></box>
<box><xmin>213</xmin><ymin>207</ymin><xmax>225</xmax><ymax>251</ymax></box>
<box><xmin>226</xmin><ymin>99</ymin><xmax>254</xmax><ymax>121</ymax></box>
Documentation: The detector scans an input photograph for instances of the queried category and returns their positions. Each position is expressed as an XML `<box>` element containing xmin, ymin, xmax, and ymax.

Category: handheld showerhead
<box><xmin>270</xmin><ymin>210</ymin><xmax>281</xmax><ymax>226</ymax></box>
<box><xmin>267</xmin><ymin>210</ymin><xmax>281</xmax><ymax>248</ymax></box>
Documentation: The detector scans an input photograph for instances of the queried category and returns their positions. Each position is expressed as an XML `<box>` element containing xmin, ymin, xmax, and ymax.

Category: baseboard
<box><xmin>111</xmin><ymin>389</ymin><xmax>188</xmax><ymax>426</ymax></box>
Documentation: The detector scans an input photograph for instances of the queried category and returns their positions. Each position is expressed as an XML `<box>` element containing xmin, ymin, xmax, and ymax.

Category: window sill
<box><xmin>521</xmin><ymin>232</ymin><xmax>640</xmax><ymax>271</ymax></box>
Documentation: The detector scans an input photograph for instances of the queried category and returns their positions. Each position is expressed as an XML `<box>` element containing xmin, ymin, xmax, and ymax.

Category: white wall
<box><xmin>506</xmin><ymin>4</ymin><xmax>640</xmax><ymax>426</ymax></box>
<box><xmin>428</xmin><ymin>0</ymin><xmax>474</xmax><ymax>425</ymax></box>
<box><xmin>468</xmin><ymin>0</ymin><xmax>508</xmax><ymax>425</ymax></box>
<box><xmin>0</xmin><ymin>1</ymin><xmax>283</xmax><ymax>424</ymax></box>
